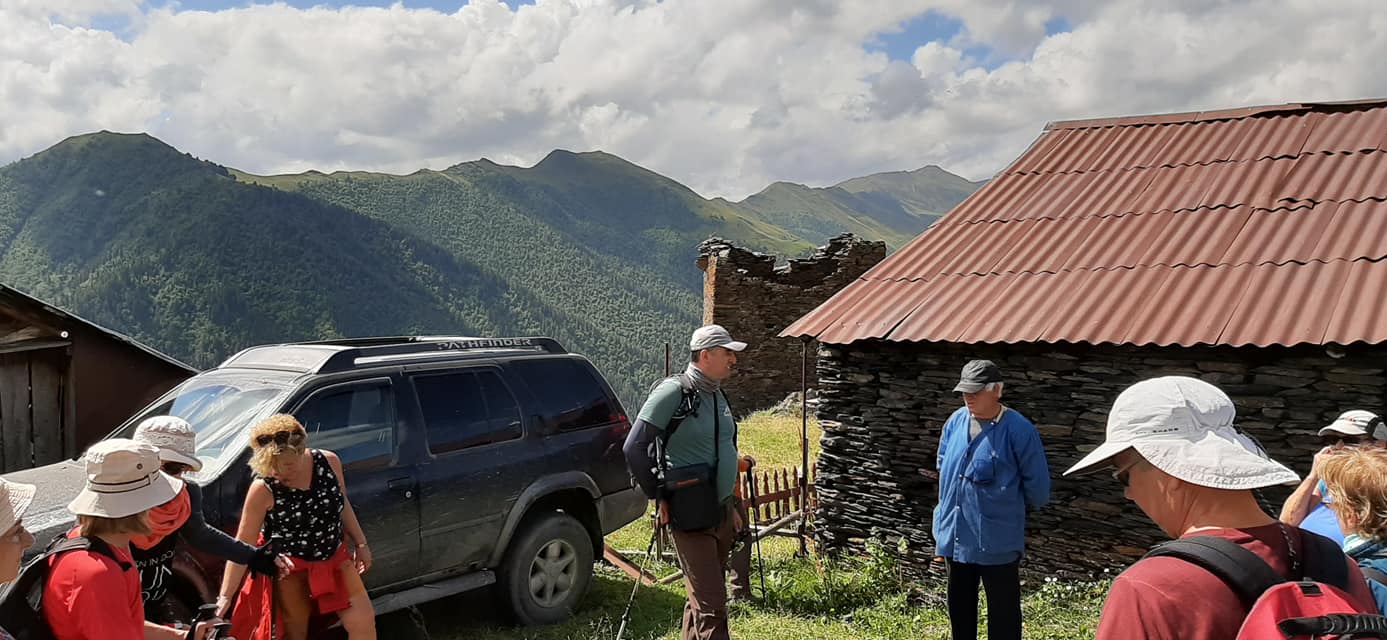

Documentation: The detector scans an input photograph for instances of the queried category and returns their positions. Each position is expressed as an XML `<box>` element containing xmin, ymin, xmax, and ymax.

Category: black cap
<box><xmin>954</xmin><ymin>360</ymin><xmax>1003</xmax><ymax>393</ymax></box>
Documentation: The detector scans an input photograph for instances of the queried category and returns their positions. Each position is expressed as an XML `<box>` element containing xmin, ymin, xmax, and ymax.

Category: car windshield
<box><xmin>112</xmin><ymin>369</ymin><xmax>298</xmax><ymax>479</ymax></box>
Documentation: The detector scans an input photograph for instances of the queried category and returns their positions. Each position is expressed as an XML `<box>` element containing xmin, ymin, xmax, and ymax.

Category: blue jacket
<box><xmin>1346</xmin><ymin>538</ymin><xmax>1387</xmax><ymax>614</ymax></box>
<box><xmin>933</xmin><ymin>405</ymin><xmax>1051</xmax><ymax>565</ymax></box>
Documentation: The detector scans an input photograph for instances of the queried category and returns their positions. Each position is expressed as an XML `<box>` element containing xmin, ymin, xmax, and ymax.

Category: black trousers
<box><xmin>945</xmin><ymin>559</ymin><xmax>1022</xmax><ymax>640</ymax></box>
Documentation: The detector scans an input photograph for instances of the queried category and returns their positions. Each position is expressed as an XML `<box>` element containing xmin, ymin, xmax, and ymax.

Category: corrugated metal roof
<box><xmin>784</xmin><ymin>99</ymin><xmax>1387</xmax><ymax>347</ymax></box>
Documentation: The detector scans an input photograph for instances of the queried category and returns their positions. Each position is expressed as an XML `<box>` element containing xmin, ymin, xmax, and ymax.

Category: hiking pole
<box><xmin>744</xmin><ymin>466</ymin><xmax>767</xmax><ymax>598</ymax></box>
<box><xmin>615</xmin><ymin>523</ymin><xmax>660</xmax><ymax>640</ymax></box>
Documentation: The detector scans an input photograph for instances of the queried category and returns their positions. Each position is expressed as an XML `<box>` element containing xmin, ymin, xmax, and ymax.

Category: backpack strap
<box><xmin>1299</xmin><ymin>530</ymin><xmax>1351</xmax><ymax>592</ymax></box>
<box><xmin>45</xmin><ymin>535</ymin><xmax>129</xmax><ymax>570</ymax></box>
<box><xmin>1146</xmin><ymin>536</ymin><xmax>1286</xmax><ymax>606</ymax></box>
<box><xmin>1362</xmin><ymin>565</ymin><xmax>1387</xmax><ymax>586</ymax></box>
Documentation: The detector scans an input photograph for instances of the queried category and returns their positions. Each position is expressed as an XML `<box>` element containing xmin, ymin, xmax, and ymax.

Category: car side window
<box><xmin>509</xmin><ymin>358</ymin><xmax>620</xmax><ymax>432</ymax></box>
<box><xmin>415</xmin><ymin>370</ymin><xmax>522</xmax><ymax>454</ymax></box>
<box><xmin>294</xmin><ymin>381</ymin><xmax>395</xmax><ymax>470</ymax></box>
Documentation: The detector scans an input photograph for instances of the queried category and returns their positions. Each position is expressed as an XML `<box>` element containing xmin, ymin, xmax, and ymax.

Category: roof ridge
<box><xmin>1045</xmin><ymin>98</ymin><xmax>1387</xmax><ymax>131</ymax></box>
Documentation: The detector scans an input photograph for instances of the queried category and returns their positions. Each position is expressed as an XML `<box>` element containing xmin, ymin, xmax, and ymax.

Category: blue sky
<box><xmin>867</xmin><ymin>9</ymin><xmax>1071</xmax><ymax>69</ymax></box>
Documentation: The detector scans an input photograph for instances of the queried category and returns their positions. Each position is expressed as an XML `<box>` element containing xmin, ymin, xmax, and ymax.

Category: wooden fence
<box><xmin>742</xmin><ymin>463</ymin><xmax>816</xmax><ymax>527</ymax></box>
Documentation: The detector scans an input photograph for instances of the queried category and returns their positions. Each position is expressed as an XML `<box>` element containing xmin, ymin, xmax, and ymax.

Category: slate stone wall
<box><xmin>813</xmin><ymin>339</ymin><xmax>1387</xmax><ymax>577</ymax></box>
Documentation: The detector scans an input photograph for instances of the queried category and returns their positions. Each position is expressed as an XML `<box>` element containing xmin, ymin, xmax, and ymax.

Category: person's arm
<box><xmin>1016</xmin><ymin>421</ymin><xmax>1052</xmax><ymax>510</ymax></box>
<box><xmin>180</xmin><ymin>483</ymin><xmax>258</xmax><ymax>564</ymax></box>
<box><xmin>217</xmin><ymin>479</ymin><xmax>273</xmax><ymax>616</ymax></box>
<box><xmin>322</xmin><ymin>450</ymin><xmax>371</xmax><ymax>574</ymax></box>
<box><xmin>1280</xmin><ymin>447</ymin><xmax>1329</xmax><ymax>525</ymax></box>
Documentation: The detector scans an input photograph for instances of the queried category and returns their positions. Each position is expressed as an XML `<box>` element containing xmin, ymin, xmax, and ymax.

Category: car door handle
<box><xmin>388</xmin><ymin>477</ymin><xmax>416</xmax><ymax>498</ymax></box>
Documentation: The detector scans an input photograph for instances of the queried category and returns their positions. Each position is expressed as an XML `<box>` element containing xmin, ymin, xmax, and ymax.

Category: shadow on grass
<box><xmin>375</xmin><ymin>569</ymin><xmax>689</xmax><ymax>640</ymax></box>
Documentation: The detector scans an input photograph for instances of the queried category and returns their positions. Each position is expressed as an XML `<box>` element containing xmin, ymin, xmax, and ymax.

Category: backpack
<box><xmin>1148</xmin><ymin>532</ymin><xmax>1387</xmax><ymax>639</ymax></box>
<box><xmin>0</xmin><ymin>535</ymin><xmax>124</xmax><ymax>640</ymax></box>
<box><xmin>623</xmin><ymin>373</ymin><xmax>736</xmax><ymax>500</ymax></box>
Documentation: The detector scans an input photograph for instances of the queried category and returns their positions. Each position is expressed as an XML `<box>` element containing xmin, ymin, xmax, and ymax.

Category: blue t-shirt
<box><xmin>1301</xmin><ymin>502</ymin><xmax>1345</xmax><ymax>546</ymax></box>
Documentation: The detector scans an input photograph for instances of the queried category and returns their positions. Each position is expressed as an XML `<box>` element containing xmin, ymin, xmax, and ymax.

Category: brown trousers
<box><xmin>670</xmin><ymin>502</ymin><xmax>741</xmax><ymax>640</ymax></box>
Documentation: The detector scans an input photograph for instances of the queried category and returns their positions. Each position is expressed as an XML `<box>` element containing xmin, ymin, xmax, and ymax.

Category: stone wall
<box><xmin>812</xmin><ymin>340</ymin><xmax>1387</xmax><ymax>578</ymax></box>
<box><xmin>697</xmin><ymin>234</ymin><xmax>885</xmax><ymax>413</ymax></box>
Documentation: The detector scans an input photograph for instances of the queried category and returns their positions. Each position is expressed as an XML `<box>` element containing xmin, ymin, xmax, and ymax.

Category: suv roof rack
<box><xmin>320</xmin><ymin>336</ymin><xmax>566</xmax><ymax>372</ymax></box>
<box><xmin>223</xmin><ymin>336</ymin><xmax>568</xmax><ymax>374</ymax></box>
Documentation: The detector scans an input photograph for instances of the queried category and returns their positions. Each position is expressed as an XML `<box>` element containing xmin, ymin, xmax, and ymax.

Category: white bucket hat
<box><xmin>0</xmin><ymin>477</ymin><xmax>35</xmax><ymax>534</ymax></box>
<box><xmin>68</xmin><ymin>439</ymin><xmax>183</xmax><ymax>518</ymax></box>
<box><xmin>1317</xmin><ymin>410</ymin><xmax>1385</xmax><ymax>441</ymax></box>
<box><xmin>134</xmin><ymin>415</ymin><xmax>203</xmax><ymax>472</ymax></box>
<box><xmin>1064</xmin><ymin>376</ymin><xmax>1300</xmax><ymax>490</ymax></box>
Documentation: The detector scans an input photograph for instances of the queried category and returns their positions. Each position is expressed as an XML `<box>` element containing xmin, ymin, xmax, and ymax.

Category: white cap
<box><xmin>1064</xmin><ymin>376</ymin><xmax>1300</xmax><ymax>490</ymax></box>
<box><xmin>1317</xmin><ymin>410</ymin><xmax>1385</xmax><ymax>441</ymax></box>
<box><xmin>689</xmin><ymin>325</ymin><xmax>747</xmax><ymax>352</ymax></box>
<box><xmin>68</xmin><ymin>439</ymin><xmax>184</xmax><ymax>518</ymax></box>
<box><xmin>134</xmin><ymin>415</ymin><xmax>203</xmax><ymax>472</ymax></box>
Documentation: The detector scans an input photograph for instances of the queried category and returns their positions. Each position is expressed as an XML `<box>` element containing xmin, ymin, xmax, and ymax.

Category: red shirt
<box><xmin>1094</xmin><ymin>524</ymin><xmax>1376</xmax><ymax>640</ymax></box>
<box><xmin>42</xmin><ymin>538</ymin><xmax>144</xmax><ymax>640</ymax></box>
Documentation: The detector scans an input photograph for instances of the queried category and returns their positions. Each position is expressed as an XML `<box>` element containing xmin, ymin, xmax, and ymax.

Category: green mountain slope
<box><xmin>732</xmin><ymin>165</ymin><xmax>984</xmax><ymax>249</ymax></box>
<box><xmin>0</xmin><ymin>131</ymin><xmax>980</xmax><ymax>408</ymax></box>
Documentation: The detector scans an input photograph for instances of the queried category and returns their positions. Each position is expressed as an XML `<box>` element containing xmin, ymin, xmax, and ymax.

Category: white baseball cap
<box><xmin>1064</xmin><ymin>376</ymin><xmax>1300</xmax><ymax>490</ymax></box>
<box><xmin>68</xmin><ymin>439</ymin><xmax>184</xmax><ymax>518</ymax></box>
<box><xmin>689</xmin><ymin>325</ymin><xmax>747</xmax><ymax>352</ymax></box>
<box><xmin>134</xmin><ymin>416</ymin><xmax>203</xmax><ymax>472</ymax></box>
<box><xmin>1317</xmin><ymin>410</ymin><xmax>1385</xmax><ymax>441</ymax></box>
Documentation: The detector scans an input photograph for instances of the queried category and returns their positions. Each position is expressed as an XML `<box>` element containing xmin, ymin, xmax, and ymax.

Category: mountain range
<box><xmin>0</xmin><ymin>131</ymin><xmax>981</xmax><ymax>406</ymax></box>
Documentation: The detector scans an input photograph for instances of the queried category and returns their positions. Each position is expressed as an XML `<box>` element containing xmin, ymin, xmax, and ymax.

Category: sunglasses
<box><xmin>255</xmin><ymin>429</ymin><xmax>306</xmax><ymax>448</ymax></box>
<box><xmin>1324</xmin><ymin>436</ymin><xmax>1365</xmax><ymax>448</ymax></box>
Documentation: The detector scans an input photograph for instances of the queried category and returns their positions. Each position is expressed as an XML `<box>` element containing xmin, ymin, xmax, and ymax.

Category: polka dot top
<box><xmin>262</xmin><ymin>449</ymin><xmax>345</xmax><ymax>560</ymax></box>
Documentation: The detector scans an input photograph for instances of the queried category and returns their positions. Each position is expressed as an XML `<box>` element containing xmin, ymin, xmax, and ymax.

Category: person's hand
<box><xmin>1311</xmin><ymin>445</ymin><xmax>1334</xmax><ymax>475</ymax></box>
<box><xmin>932</xmin><ymin>555</ymin><xmax>945</xmax><ymax>565</ymax></box>
<box><xmin>214</xmin><ymin>595</ymin><xmax>232</xmax><ymax>618</ymax></box>
<box><xmin>742</xmin><ymin>455</ymin><xmax>756</xmax><ymax>469</ymax></box>
<box><xmin>353</xmin><ymin>544</ymin><xmax>373</xmax><ymax>575</ymax></box>
<box><xmin>190</xmin><ymin>621</ymin><xmax>217</xmax><ymax>640</ymax></box>
<box><xmin>274</xmin><ymin>554</ymin><xmax>294</xmax><ymax>579</ymax></box>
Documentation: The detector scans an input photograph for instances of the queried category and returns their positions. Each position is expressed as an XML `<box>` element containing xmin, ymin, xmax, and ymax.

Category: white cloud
<box><xmin>0</xmin><ymin>0</ymin><xmax>1385</xmax><ymax>198</ymax></box>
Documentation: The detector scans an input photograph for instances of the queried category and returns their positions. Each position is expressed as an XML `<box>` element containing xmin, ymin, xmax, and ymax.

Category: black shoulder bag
<box><xmin>662</xmin><ymin>389</ymin><xmax>724</xmax><ymax>531</ymax></box>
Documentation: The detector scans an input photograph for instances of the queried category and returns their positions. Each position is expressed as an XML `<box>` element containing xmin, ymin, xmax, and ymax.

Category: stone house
<box><xmin>781</xmin><ymin>100</ymin><xmax>1387</xmax><ymax>576</ymax></box>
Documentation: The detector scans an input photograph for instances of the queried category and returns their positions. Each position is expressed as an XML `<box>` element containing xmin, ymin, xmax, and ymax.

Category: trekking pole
<box><xmin>745</xmin><ymin>466</ymin><xmax>767</xmax><ymax>598</ymax></box>
<box><xmin>615</xmin><ymin>523</ymin><xmax>660</xmax><ymax>640</ymax></box>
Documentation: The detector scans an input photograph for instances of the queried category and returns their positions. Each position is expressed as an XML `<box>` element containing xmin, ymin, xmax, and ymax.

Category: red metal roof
<box><xmin>784</xmin><ymin>100</ymin><xmax>1387</xmax><ymax>347</ymax></box>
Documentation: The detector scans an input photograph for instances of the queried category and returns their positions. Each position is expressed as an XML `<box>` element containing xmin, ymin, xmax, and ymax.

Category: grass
<box><xmin>374</xmin><ymin>411</ymin><xmax>1107</xmax><ymax>639</ymax></box>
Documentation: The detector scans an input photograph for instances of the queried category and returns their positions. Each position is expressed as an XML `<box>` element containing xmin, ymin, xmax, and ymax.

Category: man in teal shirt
<box><xmin>628</xmin><ymin>324</ymin><xmax>747</xmax><ymax>640</ymax></box>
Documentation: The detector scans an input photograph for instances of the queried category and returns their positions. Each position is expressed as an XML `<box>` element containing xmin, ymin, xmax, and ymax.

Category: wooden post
<box><xmin>798</xmin><ymin>337</ymin><xmax>810</xmax><ymax>555</ymax></box>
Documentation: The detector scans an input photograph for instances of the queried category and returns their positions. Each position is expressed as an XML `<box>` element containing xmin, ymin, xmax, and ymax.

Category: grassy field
<box><xmin>375</xmin><ymin>410</ymin><xmax>1107</xmax><ymax>639</ymax></box>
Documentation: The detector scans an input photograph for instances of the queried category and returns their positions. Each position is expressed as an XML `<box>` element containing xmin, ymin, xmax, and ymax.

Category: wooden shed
<box><xmin>0</xmin><ymin>284</ymin><xmax>196</xmax><ymax>472</ymax></box>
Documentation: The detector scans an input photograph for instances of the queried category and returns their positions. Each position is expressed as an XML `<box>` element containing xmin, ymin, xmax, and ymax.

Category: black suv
<box><xmin>6</xmin><ymin>336</ymin><xmax>645</xmax><ymax>625</ymax></box>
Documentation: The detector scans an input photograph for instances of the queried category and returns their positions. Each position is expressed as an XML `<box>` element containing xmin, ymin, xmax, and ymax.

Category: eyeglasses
<box><xmin>1112</xmin><ymin>461</ymin><xmax>1142</xmax><ymax>487</ymax></box>
<box><xmin>255</xmin><ymin>429</ymin><xmax>305</xmax><ymax>448</ymax></box>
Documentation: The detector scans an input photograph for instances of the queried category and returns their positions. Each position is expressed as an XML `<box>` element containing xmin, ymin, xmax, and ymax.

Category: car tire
<box><xmin>498</xmin><ymin>510</ymin><xmax>595</xmax><ymax>626</ymax></box>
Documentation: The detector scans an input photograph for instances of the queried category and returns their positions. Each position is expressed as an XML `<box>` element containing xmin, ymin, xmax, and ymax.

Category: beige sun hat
<box><xmin>134</xmin><ymin>415</ymin><xmax>203</xmax><ymax>472</ymax></box>
<box><xmin>0</xmin><ymin>477</ymin><xmax>35</xmax><ymax>534</ymax></box>
<box><xmin>67</xmin><ymin>439</ymin><xmax>183</xmax><ymax>518</ymax></box>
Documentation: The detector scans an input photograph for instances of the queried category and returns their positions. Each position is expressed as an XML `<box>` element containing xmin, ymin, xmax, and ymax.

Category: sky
<box><xmin>2</xmin><ymin>0</ymin><xmax>1385</xmax><ymax>199</ymax></box>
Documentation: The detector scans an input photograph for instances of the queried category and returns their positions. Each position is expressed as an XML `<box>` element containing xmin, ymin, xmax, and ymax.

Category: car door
<box><xmin>290</xmin><ymin>376</ymin><xmax>422</xmax><ymax>590</ymax></box>
<box><xmin>409</xmin><ymin>366</ymin><xmax>545</xmax><ymax>575</ymax></box>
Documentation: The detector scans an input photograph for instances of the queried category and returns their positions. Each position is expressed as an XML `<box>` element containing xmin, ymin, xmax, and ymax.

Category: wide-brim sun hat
<box><xmin>0</xmin><ymin>477</ymin><xmax>35</xmax><ymax>534</ymax></box>
<box><xmin>134</xmin><ymin>415</ymin><xmax>203</xmax><ymax>472</ymax></box>
<box><xmin>1064</xmin><ymin>376</ymin><xmax>1300</xmax><ymax>490</ymax></box>
<box><xmin>68</xmin><ymin>438</ymin><xmax>184</xmax><ymax>518</ymax></box>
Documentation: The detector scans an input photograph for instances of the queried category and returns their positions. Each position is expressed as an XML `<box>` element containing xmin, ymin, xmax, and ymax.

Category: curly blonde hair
<box><xmin>1320</xmin><ymin>446</ymin><xmax>1387</xmax><ymax>540</ymax></box>
<box><xmin>248</xmin><ymin>414</ymin><xmax>308</xmax><ymax>478</ymax></box>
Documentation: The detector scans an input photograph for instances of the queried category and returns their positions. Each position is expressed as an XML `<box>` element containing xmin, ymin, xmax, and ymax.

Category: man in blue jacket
<box><xmin>931</xmin><ymin>360</ymin><xmax>1051</xmax><ymax>640</ymax></box>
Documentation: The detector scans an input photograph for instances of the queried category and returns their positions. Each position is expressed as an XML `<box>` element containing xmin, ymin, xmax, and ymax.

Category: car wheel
<box><xmin>499</xmin><ymin>510</ymin><xmax>595</xmax><ymax>626</ymax></box>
